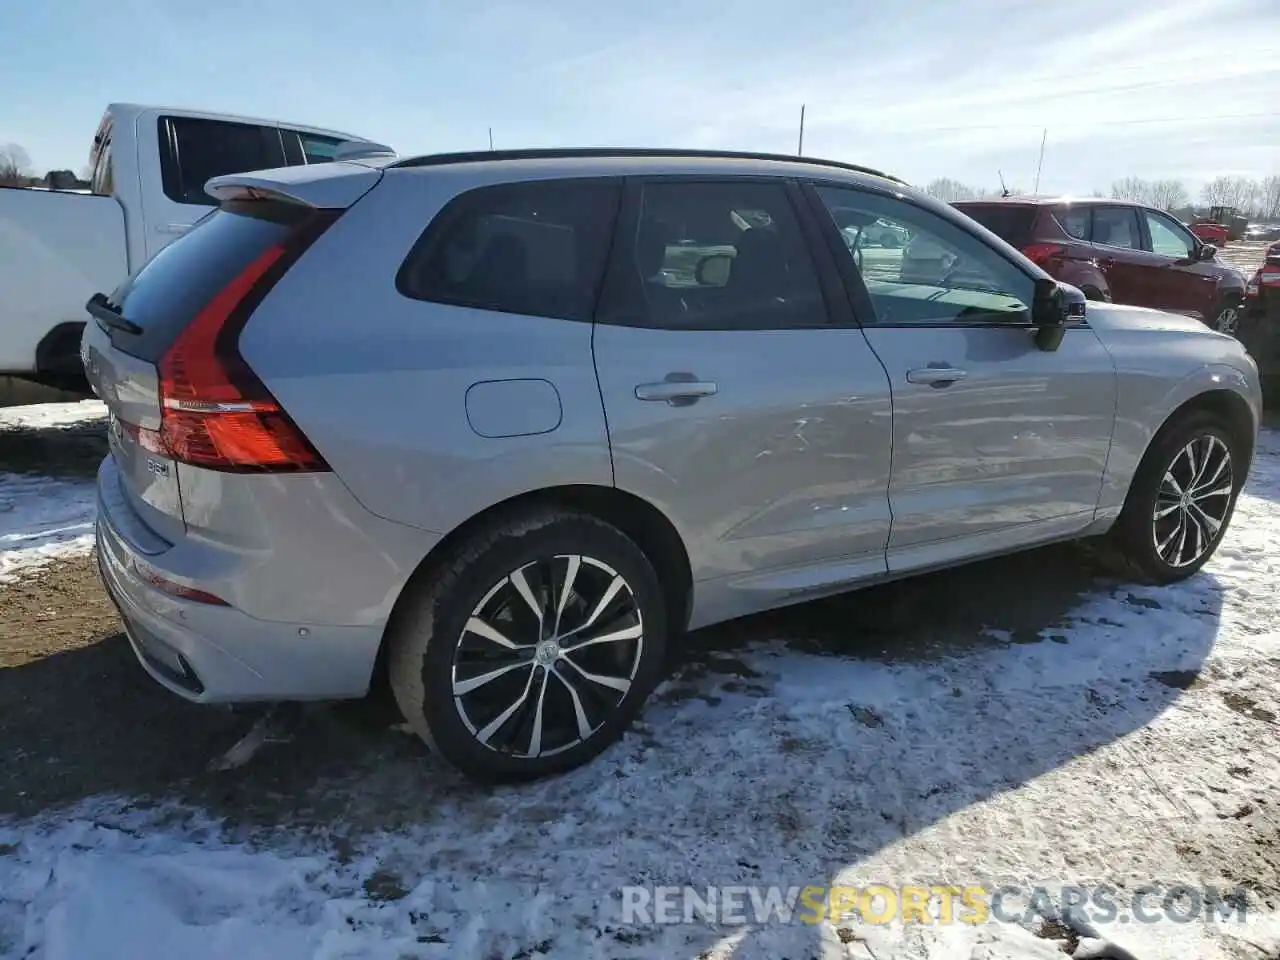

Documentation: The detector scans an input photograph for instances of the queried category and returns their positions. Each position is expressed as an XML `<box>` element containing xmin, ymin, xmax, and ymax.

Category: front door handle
<box><xmin>906</xmin><ymin>365</ymin><xmax>967</xmax><ymax>387</ymax></box>
<box><xmin>635</xmin><ymin>379</ymin><xmax>718</xmax><ymax>405</ymax></box>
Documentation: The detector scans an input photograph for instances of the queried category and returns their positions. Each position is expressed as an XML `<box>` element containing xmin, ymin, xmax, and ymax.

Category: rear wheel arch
<box><xmin>371</xmin><ymin>484</ymin><xmax>694</xmax><ymax>694</ymax></box>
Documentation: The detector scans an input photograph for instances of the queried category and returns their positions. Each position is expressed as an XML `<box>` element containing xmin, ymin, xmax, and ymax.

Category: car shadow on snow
<box><xmin>0</xmin><ymin>536</ymin><xmax>1228</xmax><ymax>956</ymax></box>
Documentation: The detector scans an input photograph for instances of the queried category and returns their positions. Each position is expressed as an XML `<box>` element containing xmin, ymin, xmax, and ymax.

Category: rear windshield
<box><xmin>103</xmin><ymin>200</ymin><xmax>310</xmax><ymax>362</ymax></box>
<box><xmin>951</xmin><ymin>204</ymin><xmax>1037</xmax><ymax>246</ymax></box>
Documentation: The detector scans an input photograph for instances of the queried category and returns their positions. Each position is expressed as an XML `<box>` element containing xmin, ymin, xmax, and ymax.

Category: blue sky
<box><xmin>1</xmin><ymin>0</ymin><xmax>1277</xmax><ymax>195</ymax></box>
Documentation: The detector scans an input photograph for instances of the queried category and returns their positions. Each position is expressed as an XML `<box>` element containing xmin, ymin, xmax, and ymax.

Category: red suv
<box><xmin>953</xmin><ymin>199</ymin><xmax>1247</xmax><ymax>333</ymax></box>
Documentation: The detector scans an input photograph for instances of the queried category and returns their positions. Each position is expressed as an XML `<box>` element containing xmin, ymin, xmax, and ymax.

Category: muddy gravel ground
<box><xmin>2</xmin><ymin>382</ymin><xmax>1279</xmax><ymax>843</ymax></box>
<box><xmin>0</xmin><ymin>413</ymin><xmax>1242</xmax><ymax>833</ymax></box>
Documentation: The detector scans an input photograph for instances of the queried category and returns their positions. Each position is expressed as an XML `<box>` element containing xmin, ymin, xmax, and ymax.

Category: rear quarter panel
<box><xmin>238</xmin><ymin>168</ymin><xmax>615</xmax><ymax>538</ymax></box>
<box><xmin>0</xmin><ymin>187</ymin><xmax>126</xmax><ymax>371</ymax></box>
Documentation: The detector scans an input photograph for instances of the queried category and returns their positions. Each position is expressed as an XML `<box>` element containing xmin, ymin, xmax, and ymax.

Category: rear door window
<box><xmin>159</xmin><ymin>117</ymin><xmax>287</xmax><ymax>206</ymax></box>
<box><xmin>598</xmin><ymin>179</ymin><xmax>828</xmax><ymax>330</ymax></box>
<box><xmin>105</xmin><ymin>200</ymin><xmax>312</xmax><ymax>361</ymax></box>
<box><xmin>1092</xmin><ymin>206</ymin><xmax>1141</xmax><ymax>249</ymax></box>
<box><xmin>397</xmin><ymin>179</ymin><xmax>622</xmax><ymax>322</ymax></box>
<box><xmin>1056</xmin><ymin>207</ymin><xmax>1091</xmax><ymax>241</ymax></box>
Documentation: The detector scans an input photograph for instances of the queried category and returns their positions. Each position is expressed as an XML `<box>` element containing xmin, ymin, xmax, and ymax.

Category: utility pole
<box><xmin>797</xmin><ymin>105</ymin><xmax>806</xmax><ymax>156</ymax></box>
<box><xmin>488</xmin><ymin>127</ymin><xmax>494</xmax><ymax>151</ymax></box>
<box><xmin>1033</xmin><ymin>127</ymin><xmax>1047</xmax><ymax>196</ymax></box>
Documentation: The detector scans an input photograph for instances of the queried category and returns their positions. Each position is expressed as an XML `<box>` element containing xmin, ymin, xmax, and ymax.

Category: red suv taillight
<box><xmin>156</xmin><ymin>208</ymin><xmax>337</xmax><ymax>473</ymax></box>
<box><xmin>1020</xmin><ymin>243</ymin><xmax>1067</xmax><ymax>267</ymax></box>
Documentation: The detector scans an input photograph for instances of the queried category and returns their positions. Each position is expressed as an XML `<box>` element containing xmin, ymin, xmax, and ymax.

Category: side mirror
<box><xmin>1198</xmin><ymin>244</ymin><xmax>1218</xmax><ymax>261</ymax></box>
<box><xmin>1031</xmin><ymin>278</ymin><xmax>1083</xmax><ymax>351</ymax></box>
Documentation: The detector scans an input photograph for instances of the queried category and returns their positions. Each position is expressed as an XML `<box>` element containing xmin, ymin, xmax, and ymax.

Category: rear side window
<box><xmin>106</xmin><ymin>200</ymin><xmax>311</xmax><ymax>361</ymax></box>
<box><xmin>397</xmin><ymin>179</ymin><xmax>622</xmax><ymax>322</ymax></box>
<box><xmin>1092</xmin><ymin>207</ymin><xmax>1141</xmax><ymax>249</ymax></box>
<box><xmin>159</xmin><ymin>117</ymin><xmax>286</xmax><ymax>206</ymax></box>
<box><xmin>952</xmin><ymin>204</ymin><xmax>1037</xmax><ymax>246</ymax></box>
<box><xmin>1056</xmin><ymin>207</ymin><xmax>1091</xmax><ymax>240</ymax></box>
<box><xmin>281</xmin><ymin>130</ymin><xmax>346</xmax><ymax>165</ymax></box>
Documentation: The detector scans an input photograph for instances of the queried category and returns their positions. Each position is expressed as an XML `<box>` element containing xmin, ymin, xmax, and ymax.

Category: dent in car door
<box><xmin>592</xmin><ymin>177</ymin><xmax>893</xmax><ymax>623</ymax></box>
<box><xmin>807</xmin><ymin>183</ymin><xmax>1115</xmax><ymax>571</ymax></box>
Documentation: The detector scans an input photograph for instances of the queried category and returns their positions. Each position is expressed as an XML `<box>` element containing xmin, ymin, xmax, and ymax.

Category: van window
<box><xmin>91</xmin><ymin>134</ymin><xmax>114</xmax><ymax>197</ymax></box>
<box><xmin>397</xmin><ymin>179</ymin><xmax>623</xmax><ymax>323</ymax></box>
<box><xmin>159</xmin><ymin>117</ymin><xmax>286</xmax><ymax>206</ymax></box>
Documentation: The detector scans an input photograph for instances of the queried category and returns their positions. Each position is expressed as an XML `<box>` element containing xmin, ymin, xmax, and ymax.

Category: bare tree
<box><xmin>924</xmin><ymin>177</ymin><xmax>980</xmax><ymax>203</ymax></box>
<box><xmin>1201</xmin><ymin>175</ymin><xmax>1257</xmax><ymax>212</ymax></box>
<box><xmin>1260</xmin><ymin>175</ymin><xmax>1280</xmax><ymax>220</ymax></box>
<box><xmin>1111</xmin><ymin>176</ymin><xmax>1152</xmax><ymax>203</ymax></box>
<box><xmin>0</xmin><ymin>143</ymin><xmax>31</xmax><ymax>186</ymax></box>
<box><xmin>1148</xmin><ymin>179</ymin><xmax>1189</xmax><ymax>211</ymax></box>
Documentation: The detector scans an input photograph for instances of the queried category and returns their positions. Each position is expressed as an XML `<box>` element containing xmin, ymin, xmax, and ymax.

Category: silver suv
<box><xmin>82</xmin><ymin>149</ymin><xmax>1262</xmax><ymax>782</ymax></box>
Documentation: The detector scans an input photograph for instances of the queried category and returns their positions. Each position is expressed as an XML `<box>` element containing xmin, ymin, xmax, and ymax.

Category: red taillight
<box><xmin>1021</xmin><ymin>243</ymin><xmax>1067</xmax><ymax>267</ymax></box>
<box><xmin>156</xmin><ymin>212</ymin><xmax>332</xmax><ymax>473</ymax></box>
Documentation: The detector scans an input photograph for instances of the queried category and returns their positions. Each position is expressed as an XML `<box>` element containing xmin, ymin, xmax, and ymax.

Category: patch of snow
<box><xmin>0</xmin><ymin>473</ymin><xmax>96</xmax><ymax>583</ymax></box>
<box><xmin>0</xmin><ymin>401</ymin><xmax>106</xmax><ymax>431</ymax></box>
<box><xmin>0</xmin><ymin>401</ymin><xmax>104</xmax><ymax>582</ymax></box>
<box><xmin>2</xmin><ymin>424</ymin><xmax>1280</xmax><ymax>959</ymax></box>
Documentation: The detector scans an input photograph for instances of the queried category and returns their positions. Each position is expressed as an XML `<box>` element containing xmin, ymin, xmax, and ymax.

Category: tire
<box><xmin>1210</xmin><ymin>299</ymin><xmax>1241</xmax><ymax>336</ymax></box>
<box><xmin>1108</xmin><ymin>411</ymin><xmax>1245</xmax><ymax>584</ymax></box>
<box><xmin>388</xmin><ymin>509</ymin><xmax>668</xmax><ymax>782</ymax></box>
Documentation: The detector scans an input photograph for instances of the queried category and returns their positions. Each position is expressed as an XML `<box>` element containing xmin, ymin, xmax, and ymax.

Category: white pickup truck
<box><xmin>0</xmin><ymin>103</ymin><xmax>380</xmax><ymax>388</ymax></box>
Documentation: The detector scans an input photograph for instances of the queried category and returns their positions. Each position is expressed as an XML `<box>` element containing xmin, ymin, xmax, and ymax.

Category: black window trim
<box><xmin>799</xmin><ymin>179</ymin><xmax>1086</xmax><ymax>330</ymax></box>
<box><xmin>394</xmin><ymin>175</ymin><xmax>625</xmax><ymax>323</ymax></box>
<box><xmin>594</xmin><ymin>174</ymin><xmax>842</xmax><ymax>332</ymax></box>
<box><xmin>1140</xmin><ymin>207</ymin><xmax>1199</xmax><ymax>261</ymax></box>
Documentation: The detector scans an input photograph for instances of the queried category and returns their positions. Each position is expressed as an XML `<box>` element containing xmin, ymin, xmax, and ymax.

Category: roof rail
<box><xmin>388</xmin><ymin>147</ymin><xmax>904</xmax><ymax>184</ymax></box>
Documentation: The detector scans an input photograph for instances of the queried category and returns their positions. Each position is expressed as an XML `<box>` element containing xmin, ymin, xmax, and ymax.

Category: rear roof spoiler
<box><xmin>332</xmin><ymin>140</ymin><xmax>397</xmax><ymax>163</ymax></box>
<box><xmin>205</xmin><ymin>161</ymin><xmax>386</xmax><ymax>209</ymax></box>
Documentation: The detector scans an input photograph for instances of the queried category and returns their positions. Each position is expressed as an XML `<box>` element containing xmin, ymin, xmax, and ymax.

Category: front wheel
<box><xmin>388</xmin><ymin>510</ymin><xmax>668</xmax><ymax>782</ymax></box>
<box><xmin>1109</xmin><ymin>412</ymin><xmax>1244</xmax><ymax>583</ymax></box>
<box><xmin>1212</xmin><ymin>301</ymin><xmax>1241</xmax><ymax>336</ymax></box>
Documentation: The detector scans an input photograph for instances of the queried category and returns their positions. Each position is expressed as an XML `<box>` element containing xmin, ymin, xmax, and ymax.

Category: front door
<box><xmin>806</xmin><ymin>183</ymin><xmax>1116</xmax><ymax>573</ymax></box>
<box><xmin>1139</xmin><ymin>208</ymin><xmax>1219</xmax><ymax>322</ymax></box>
<box><xmin>592</xmin><ymin>177</ymin><xmax>894</xmax><ymax>609</ymax></box>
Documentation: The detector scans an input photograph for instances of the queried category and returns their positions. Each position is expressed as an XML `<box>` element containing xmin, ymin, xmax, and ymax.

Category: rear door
<box><xmin>1138</xmin><ymin>208</ymin><xmax>1218</xmax><ymax>321</ymax></box>
<box><xmin>592</xmin><ymin>177</ymin><xmax>894</xmax><ymax>596</ymax></box>
<box><xmin>806</xmin><ymin>182</ymin><xmax>1115</xmax><ymax>571</ymax></box>
<box><xmin>149</xmin><ymin>115</ymin><xmax>289</xmax><ymax>257</ymax></box>
<box><xmin>1089</xmin><ymin>204</ymin><xmax>1160</xmax><ymax>308</ymax></box>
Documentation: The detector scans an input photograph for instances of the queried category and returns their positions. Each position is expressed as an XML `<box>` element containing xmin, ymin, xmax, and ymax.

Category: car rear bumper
<box><xmin>1239</xmin><ymin>293</ymin><xmax>1280</xmax><ymax>377</ymax></box>
<box><xmin>95</xmin><ymin>457</ymin><xmax>385</xmax><ymax>703</ymax></box>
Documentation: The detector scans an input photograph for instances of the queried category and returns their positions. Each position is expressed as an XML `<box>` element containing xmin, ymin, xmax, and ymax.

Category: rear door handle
<box><xmin>906</xmin><ymin>366</ymin><xmax>967</xmax><ymax>387</ymax></box>
<box><xmin>635</xmin><ymin>380</ymin><xmax>718</xmax><ymax>405</ymax></box>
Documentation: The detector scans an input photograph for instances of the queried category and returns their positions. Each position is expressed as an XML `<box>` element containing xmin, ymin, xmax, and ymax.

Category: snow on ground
<box><xmin>0</xmin><ymin>402</ymin><xmax>105</xmax><ymax>584</ymax></box>
<box><xmin>2</xmin><ymin>412</ymin><xmax>1280</xmax><ymax>959</ymax></box>
<box><xmin>0</xmin><ymin>401</ymin><xmax>106</xmax><ymax>432</ymax></box>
